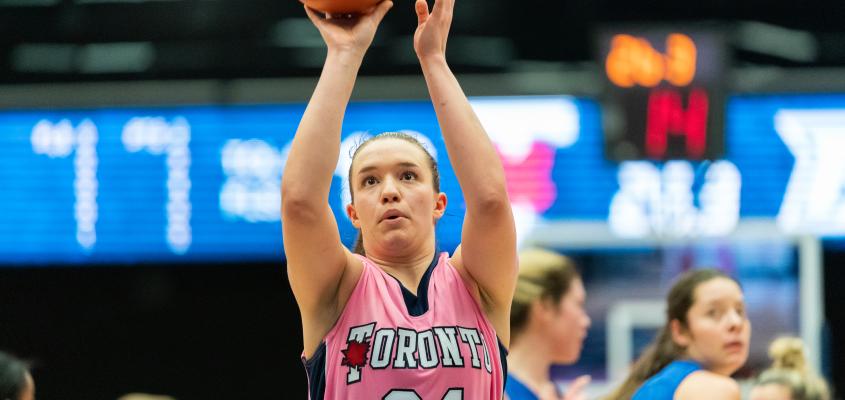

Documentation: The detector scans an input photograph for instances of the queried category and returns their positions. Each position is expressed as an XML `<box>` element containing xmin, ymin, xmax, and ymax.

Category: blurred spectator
<box><xmin>603</xmin><ymin>268</ymin><xmax>750</xmax><ymax>400</ymax></box>
<box><xmin>750</xmin><ymin>337</ymin><xmax>831</xmax><ymax>400</ymax></box>
<box><xmin>507</xmin><ymin>248</ymin><xmax>591</xmax><ymax>400</ymax></box>
<box><xmin>0</xmin><ymin>351</ymin><xmax>34</xmax><ymax>400</ymax></box>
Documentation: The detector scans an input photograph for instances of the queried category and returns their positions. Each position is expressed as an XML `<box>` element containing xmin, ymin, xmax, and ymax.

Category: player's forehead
<box><xmin>691</xmin><ymin>277</ymin><xmax>744</xmax><ymax>308</ymax></box>
<box><xmin>352</xmin><ymin>139</ymin><xmax>429</xmax><ymax>174</ymax></box>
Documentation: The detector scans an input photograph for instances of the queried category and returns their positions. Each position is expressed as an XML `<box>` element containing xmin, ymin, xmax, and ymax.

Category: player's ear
<box><xmin>347</xmin><ymin>203</ymin><xmax>361</xmax><ymax>228</ymax></box>
<box><xmin>433</xmin><ymin>192</ymin><xmax>446</xmax><ymax>220</ymax></box>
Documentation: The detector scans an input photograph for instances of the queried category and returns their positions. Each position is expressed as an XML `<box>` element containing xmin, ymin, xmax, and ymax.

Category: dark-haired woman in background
<box><xmin>604</xmin><ymin>268</ymin><xmax>750</xmax><ymax>400</ymax></box>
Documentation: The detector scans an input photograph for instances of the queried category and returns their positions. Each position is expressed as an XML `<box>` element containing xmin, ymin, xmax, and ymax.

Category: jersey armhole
<box><xmin>499</xmin><ymin>337</ymin><xmax>510</xmax><ymax>398</ymax></box>
<box><xmin>302</xmin><ymin>341</ymin><xmax>327</xmax><ymax>400</ymax></box>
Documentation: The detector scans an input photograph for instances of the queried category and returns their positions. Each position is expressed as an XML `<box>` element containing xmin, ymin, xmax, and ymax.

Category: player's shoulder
<box><xmin>334</xmin><ymin>251</ymin><xmax>367</xmax><ymax>302</ymax></box>
<box><xmin>675</xmin><ymin>370</ymin><xmax>740</xmax><ymax>400</ymax></box>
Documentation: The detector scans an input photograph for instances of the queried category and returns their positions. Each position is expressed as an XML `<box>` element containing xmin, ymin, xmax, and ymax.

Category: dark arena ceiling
<box><xmin>1</xmin><ymin>0</ymin><xmax>844</xmax><ymax>83</ymax></box>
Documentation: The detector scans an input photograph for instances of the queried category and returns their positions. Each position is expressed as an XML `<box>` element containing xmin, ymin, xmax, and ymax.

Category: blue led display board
<box><xmin>1</xmin><ymin>94</ymin><xmax>844</xmax><ymax>265</ymax></box>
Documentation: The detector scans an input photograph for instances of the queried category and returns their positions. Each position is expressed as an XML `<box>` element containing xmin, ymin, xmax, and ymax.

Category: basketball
<box><xmin>303</xmin><ymin>0</ymin><xmax>384</xmax><ymax>14</ymax></box>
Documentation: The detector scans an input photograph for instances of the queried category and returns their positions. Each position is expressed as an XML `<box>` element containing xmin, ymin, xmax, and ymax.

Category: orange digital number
<box><xmin>606</xmin><ymin>33</ymin><xmax>697</xmax><ymax>88</ymax></box>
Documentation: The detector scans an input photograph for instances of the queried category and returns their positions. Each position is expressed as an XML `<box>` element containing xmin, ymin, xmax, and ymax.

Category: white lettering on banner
<box><xmin>220</xmin><ymin>139</ymin><xmax>284</xmax><ymax>222</ymax></box>
<box><xmin>31</xmin><ymin>119</ymin><xmax>99</xmax><ymax>250</ymax></box>
<box><xmin>775</xmin><ymin>110</ymin><xmax>845</xmax><ymax>235</ymax></box>
<box><xmin>218</xmin><ymin>131</ymin><xmax>436</xmax><ymax>224</ymax></box>
<box><xmin>697</xmin><ymin>161</ymin><xmax>742</xmax><ymax>236</ymax></box>
<box><xmin>609</xmin><ymin>160</ymin><xmax>741</xmax><ymax>238</ymax></box>
<box><xmin>123</xmin><ymin>117</ymin><xmax>192</xmax><ymax>254</ymax></box>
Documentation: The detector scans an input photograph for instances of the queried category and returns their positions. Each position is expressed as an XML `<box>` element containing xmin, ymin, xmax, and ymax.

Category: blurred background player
<box><xmin>506</xmin><ymin>248</ymin><xmax>591</xmax><ymax>400</ymax></box>
<box><xmin>604</xmin><ymin>268</ymin><xmax>750</xmax><ymax>400</ymax></box>
<box><xmin>749</xmin><ymin>336</ymin><xmax>831</xmax><ymax>400</ymax></box>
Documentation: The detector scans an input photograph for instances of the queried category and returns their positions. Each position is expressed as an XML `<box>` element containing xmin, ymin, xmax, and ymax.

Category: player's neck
<box><xmin>508</xmin><ymin>332</ymin><xmax>553</xmax><ymax>392</ymax></box>
<box><xmin>368</xmin><ymin>247</ymin><xmax>437</xmax><ymax>295</ymax></box>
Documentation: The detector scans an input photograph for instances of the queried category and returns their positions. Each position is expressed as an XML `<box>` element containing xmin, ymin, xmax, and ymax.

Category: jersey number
<box><xmin>383</xmin><ymin>388</ymin><xmax>463</xmax><ymax>400</ymax></box>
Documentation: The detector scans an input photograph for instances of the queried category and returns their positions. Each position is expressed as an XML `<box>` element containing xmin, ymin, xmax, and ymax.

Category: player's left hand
<box><xmin>413</xmin><ymin>0</ymin><xmax>452</xmax><ymax>62</ymax></box>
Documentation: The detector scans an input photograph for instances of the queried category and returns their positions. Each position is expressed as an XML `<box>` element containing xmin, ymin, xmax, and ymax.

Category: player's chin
<box><xmin>381</xmin><ymin>232</ymin><xmax>414</xmax><ymax>249</ymax></box>
<box><xmin>720</xmin><ymin>353</ymin><xmax>749</xmax><ymax>373</ymax></box>
<box><xmin>553</xmin><ymin>345</ymin><xmax>581</xmax><ymax>364</ymax></box>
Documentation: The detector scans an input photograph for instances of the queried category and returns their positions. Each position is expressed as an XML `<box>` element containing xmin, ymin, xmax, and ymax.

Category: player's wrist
<box><xmin>418</xmin><ymin>54</ymin><xmax>448</xmax><ymax>71</ymax></box>
<box><xmin>325</xmin><ymin>47</ymin><xmax>367</xmax><ymax>68</ymax></box>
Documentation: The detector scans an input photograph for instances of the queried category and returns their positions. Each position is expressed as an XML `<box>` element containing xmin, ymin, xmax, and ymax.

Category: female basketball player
<box><xmin>506</xmin><ymin>248</ymin><xmax>591</xmax><ymax>400</ymax></box>
<box><xmin>604</xmin><ymin>269</ymin><xmax>750</xmax><ymax>400</ymax></box>
<box><xmin>281</xmin><ymin>0</ymin><xmax>517</xmax><ymax>398</ymax></box>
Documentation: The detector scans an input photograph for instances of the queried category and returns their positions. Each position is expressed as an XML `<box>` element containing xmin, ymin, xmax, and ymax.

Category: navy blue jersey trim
<box><xmin>388</xmin><ymin>249</ymin><xmax>440</xmax><ymax>317</ymax></box>
<box><xmin>303</xmin><ymin>342</ymin><xmax>327</xmax><ymax>400</ymax></box>
<box><xmin>499</xmin><ymin>338</ymin><xmax>509</xmax><ymax>397</ymax></box>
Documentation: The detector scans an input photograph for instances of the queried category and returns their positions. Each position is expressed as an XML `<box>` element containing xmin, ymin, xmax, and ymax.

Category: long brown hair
<box><xmin>347</xmin><ymin>132</ymin><xmax>440</xmax><ymax>255</ymax></box>
<box><xmin>603</xmin><ymin>268</ymin><xmax>735</xmax><ymax>400</ymax></box>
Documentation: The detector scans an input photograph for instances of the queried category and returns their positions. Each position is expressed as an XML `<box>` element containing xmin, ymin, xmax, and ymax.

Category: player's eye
<box><xmin>400</xmin><ymin>171</ymin><xmax>417</xmax><ymax>180</ymax></box>
<box><xmin>363</xmin><ymin>176</ymin><xmax>378</xmax><ymax>186</ymax></box>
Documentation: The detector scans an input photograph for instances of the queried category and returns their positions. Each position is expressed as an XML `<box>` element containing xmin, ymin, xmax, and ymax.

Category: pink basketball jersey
<box><xmin>304</xmin><ymin>252</ymin><xmax>506</xmax><ymax>400</ymax></box>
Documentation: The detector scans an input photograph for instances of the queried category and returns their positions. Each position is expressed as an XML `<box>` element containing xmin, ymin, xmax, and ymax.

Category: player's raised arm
<box><xmin>281</xmin><ymin>1</ymin><xmax>393</xmax><ymax>355</ymax></box>
<box><xmin>413</xmin><ymin>0</ymin><xmax>517</xmax><ymax>341</ymax></box>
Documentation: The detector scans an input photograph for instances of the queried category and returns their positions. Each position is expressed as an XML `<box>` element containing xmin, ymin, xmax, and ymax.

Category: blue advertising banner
<box><xmin>0</xmin><ymin>94</ymin><xmax>843</xmax><ymax>264</ymax></box>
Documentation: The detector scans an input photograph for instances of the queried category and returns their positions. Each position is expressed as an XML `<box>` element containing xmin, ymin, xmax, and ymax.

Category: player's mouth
<box><xmin>380</xmin><ymin>209</ymin><xmax>407</xmax><ymax>222</ymax></box>
<box><xmin>723</xmin><ymin>340</ymin><xmax>744</xmax><ymax>352</ymax></box>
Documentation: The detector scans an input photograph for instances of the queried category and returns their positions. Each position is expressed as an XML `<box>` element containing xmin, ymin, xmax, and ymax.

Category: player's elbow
<box><xmin>281</xmin><ymin>187</ymin><xmax>321</xmax><ymax>222</ymax></box>
<box><xmin>468</xmin><ymin>188</ymin><xmax>511</xmax><ymax>214</ymax></box>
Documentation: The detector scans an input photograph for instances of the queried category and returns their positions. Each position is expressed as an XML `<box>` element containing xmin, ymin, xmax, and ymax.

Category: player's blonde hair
<box><xmin>510</xmin><ymin>248</ymin><xmax>580</xmax><ymax>339</ymax></box>
<box><xmin>754</xmin><ymin>337</ymin><xmax>831</xmax><ymax>400</ymax></box>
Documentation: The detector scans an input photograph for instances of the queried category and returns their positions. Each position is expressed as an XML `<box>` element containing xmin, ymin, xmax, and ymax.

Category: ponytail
<box><xmin>603</xmin><ymin>327</ymin><xmax>684</xmax><ymax>400</ymax></box>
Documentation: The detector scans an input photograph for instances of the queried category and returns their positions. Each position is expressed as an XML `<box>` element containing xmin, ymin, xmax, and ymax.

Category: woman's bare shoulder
<box><xmin>675</xmin><ymin>370</ymin><xmax>740</xmax><ymax>400</ymax></box>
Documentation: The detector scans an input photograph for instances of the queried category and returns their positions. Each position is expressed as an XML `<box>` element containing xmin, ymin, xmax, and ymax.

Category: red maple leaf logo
<box><xmin>341</xmin><ymin>340</ymin><xmax>370</xmax><ymax>369</ymax></box>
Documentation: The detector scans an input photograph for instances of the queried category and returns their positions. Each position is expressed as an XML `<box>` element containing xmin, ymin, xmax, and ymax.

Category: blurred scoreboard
<box><xmin>0</xmin><ymin>94</ymin><xmax>844</xmax><ymax>265</ymax></box>
<box><xmin>597</xmin><ymin>28</ymin><xmax>728</xmax><ymax>161</ymax></box>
